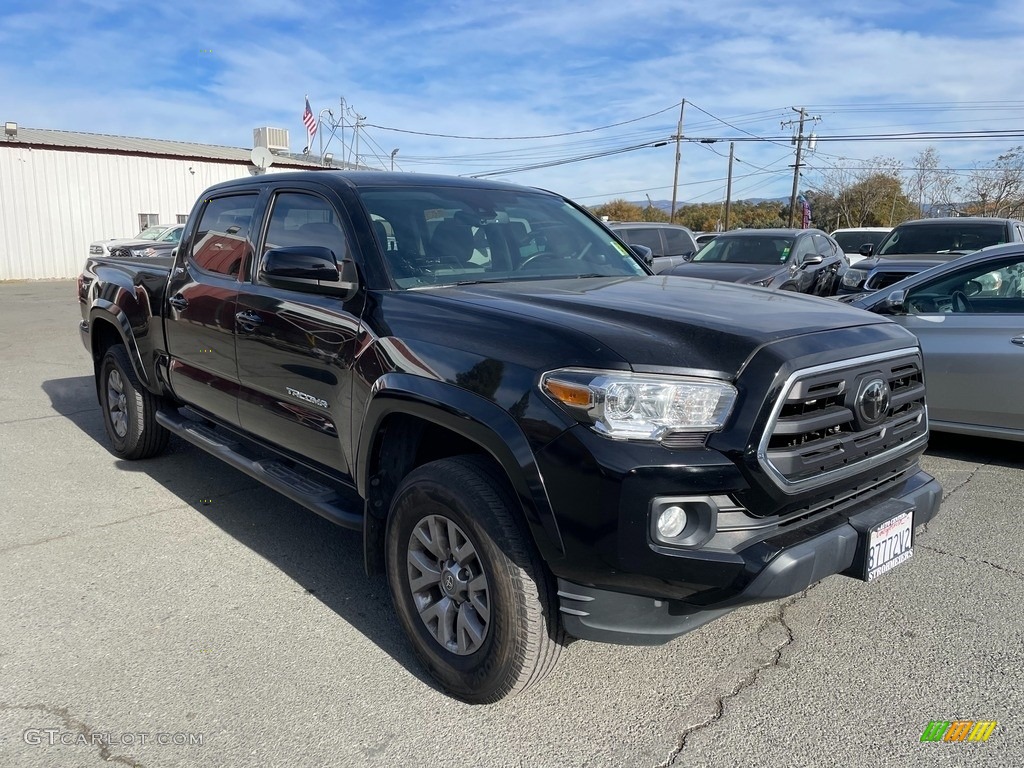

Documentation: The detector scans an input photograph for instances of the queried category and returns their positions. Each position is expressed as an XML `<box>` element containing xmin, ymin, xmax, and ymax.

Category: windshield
<box><xmin>136</xmin><ymin>226</ymin><xmax>166</xmax><ymax>240</ymax></box>
<box><xmin>157</xmin><ymin>226</ymin><xmax>183</xmax><ymax>243</ymax></box>
<box><xmin>358</xmin><ymin>185</ymin><xmax>647</xmax><ymax>288</ymax></box>
<box><xmin>691</xmin><ymin>235</ymin><xmax>795</xmax><ymax>264</ymax></box>
<box><xmin>833</xmin><ymin>230</ymin><xmax>888</xmax><ymax>252</ymax></box>
<box><xmin>875</xmin><ymin>222</ymin><xmax>1007</xmax><ymax>256</ymax></box>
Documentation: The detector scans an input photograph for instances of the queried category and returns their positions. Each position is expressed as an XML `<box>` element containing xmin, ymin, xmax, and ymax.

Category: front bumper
<box><xmin>557</xmin><ymin>470</ymin><xmax>941</xmax><ymax>644</ymax></box>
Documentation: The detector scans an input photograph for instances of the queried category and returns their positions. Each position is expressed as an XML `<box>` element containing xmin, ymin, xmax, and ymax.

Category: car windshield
<box><xmin>136</xmin><ymin>226</ymin><xmax>166</xmax><ymax>240</ymax></box>
<box><xmin>691</xmin><ymin>235</ymin><xmax>795</xmax><ymax>264</ymax></box>
<box><xmin>875</xmin><ymin>223</ymin><xmax>1007</xmax><ymax>256</ymax></box>
<box><xmin>357</xmin><ymin>185</ymin><xmax>647</xmax><ymax>288</ymax></box>
<box><xmin>833</xmin><ymin>231</ymin><xmax>888</xmax><ymax>252</ymax></box>
<box><xmin>157</xmin><ymin>227</ymin><xmax>183</xmax><ymax>243</ymax></box>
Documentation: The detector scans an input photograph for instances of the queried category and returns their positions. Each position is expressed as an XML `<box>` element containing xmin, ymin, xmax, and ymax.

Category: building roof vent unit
<box><xmin>253</xmin><ymin>127</ymin><xmax>289</xmax><ymax>153</ymax></box>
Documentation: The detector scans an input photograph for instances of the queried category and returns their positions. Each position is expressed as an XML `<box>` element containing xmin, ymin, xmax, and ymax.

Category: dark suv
<box><xmin>608</xmin><ymin>221</ymin><xmax>698</xmax><ymax>273</ymax></box>
<box><xmin>839</xmin><ymin>216</ymin><xmax>1024</xmax><ymax>293</ymax></box>
<box><xmin>665</xmin><ymin>228</ymin><xmax>847</xmax><ymax>296</ymax></box>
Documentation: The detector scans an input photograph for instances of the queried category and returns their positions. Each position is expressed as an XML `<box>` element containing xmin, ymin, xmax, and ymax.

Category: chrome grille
<box><xmin>758</xmin><ymin>349</ymin><xmax>928</xmax><ymax>493</ymax></box>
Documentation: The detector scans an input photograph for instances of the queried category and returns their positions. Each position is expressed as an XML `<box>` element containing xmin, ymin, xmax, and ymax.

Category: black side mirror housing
<box><xmin>859</xmin><ymin>243</ymin><xmax>874</xmax><ymax>257</ymax></box>
<box><xmin>629</xmin><ymin>244</ymin><xmax>654</xmax><ymax>267</ymax></box>
<box><xmin>261</xmin><ymin>246</ymin><xmax>359</xmax><ymax>299</ymax></box>
<box><xmin>801</xmin><ymin>254</ymin><xmax>824</xmax><ymax>266</ymax></box>
<box><xmin>880</xmin><ymin>288</ymin><xmax>906</xmax><ymax>314</ymax></box>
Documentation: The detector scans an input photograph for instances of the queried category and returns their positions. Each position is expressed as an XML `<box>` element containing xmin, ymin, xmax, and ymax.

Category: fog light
<box><xmin>657</xmin><ymin>505</ymin><xmax>687</xmax><ymax>538</ymax></box>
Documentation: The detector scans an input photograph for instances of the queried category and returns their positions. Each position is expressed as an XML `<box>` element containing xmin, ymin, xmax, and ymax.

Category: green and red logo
<box><xmin>920</xmin><ymin>720</ymin><xmax>997</xmax><ymax>742</ymax></box>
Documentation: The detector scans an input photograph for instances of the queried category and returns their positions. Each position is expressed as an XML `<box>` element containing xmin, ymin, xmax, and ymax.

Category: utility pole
<box><xmin>787</xmin><ymin>108</ymin><xmax>806</xmax><ymax>227</ymax></box>
<box><xmin>724</xmin><ymin>141</ymin><xmax>735</xmax><ymax>231</ymax></box>
<box><xmin>670</xmin><ymin>99</ymin><xmax>686</xmax><ymax>222</ymax></box>
<box><xmin>782</xmin><ymin>107</ymin><xmax>820</xmax><ymax>227</ymax></box>
<box><xmin>353</xmin><ymin>113</ymin><xmax>365</xmax><ymax>168</ymax></box>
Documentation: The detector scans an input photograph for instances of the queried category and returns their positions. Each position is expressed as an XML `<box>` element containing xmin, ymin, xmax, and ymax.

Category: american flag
<box><xmin>303</xmin><ymin>97</ymin><xmax>317</xmax><ymax>140</ymax></box>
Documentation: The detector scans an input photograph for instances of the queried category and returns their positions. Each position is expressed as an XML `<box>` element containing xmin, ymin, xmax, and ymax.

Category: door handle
<box><xmin>235</xmin><ymin>311</ymin><xmax>264</xmax><ymax>333</ymax></box>
<box><xmin>1011</xmin><ymin>335</ymin><xmax>1024</xmax><ymax>346</ymax></box>
<box><xmin>168</xmin><ymin>294</ymin><xmax>189</xmax><ymax>311</ymax></box>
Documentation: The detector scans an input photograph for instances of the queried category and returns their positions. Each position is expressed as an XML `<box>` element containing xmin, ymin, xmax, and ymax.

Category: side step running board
<box><xmin>156</xmin><ymin>409</ymin><xmax>364</xmax><ymax>532</ymax></box>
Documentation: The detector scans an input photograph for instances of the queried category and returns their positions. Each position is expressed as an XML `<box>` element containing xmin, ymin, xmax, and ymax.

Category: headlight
<box><xmin>842</xmin><ymin>268</ymin><xmax>868</xmax><ymax>288</ymax></box>
<box><xmin>540</xmin><ymin>368</ymin><xmax>737</xmax><ymax>440</ymax></box>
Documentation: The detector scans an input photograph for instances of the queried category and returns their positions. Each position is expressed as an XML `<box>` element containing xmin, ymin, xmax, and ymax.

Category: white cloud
<box><xmin>3</xmin><ymin>0</ymin><xmax>1024</xmax><ymax>204</ymax></box>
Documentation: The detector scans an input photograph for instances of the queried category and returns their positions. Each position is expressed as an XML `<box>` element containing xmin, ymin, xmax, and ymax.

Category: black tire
<box><xmin>385</xmin><ymin>455</ymin><xmax>563</xmax><ymax>703</ymax></box>
<box><xmin>98</xmin><ymin>344</ymin><xmax>170</xmax><ymax>460</ymax></box>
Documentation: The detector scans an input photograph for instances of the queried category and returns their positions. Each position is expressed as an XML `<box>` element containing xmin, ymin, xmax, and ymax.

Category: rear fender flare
<box><xmin>89</xmin><ymin>301</ymin><xmax>150</xmax><ymax>388</ymax></box>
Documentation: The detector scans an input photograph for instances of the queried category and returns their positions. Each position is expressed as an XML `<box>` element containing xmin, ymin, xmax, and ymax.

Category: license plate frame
<box><xmin>864</xmin><ymin>509</ymin><xmax>914</xmax><ymax>582</ymax></box>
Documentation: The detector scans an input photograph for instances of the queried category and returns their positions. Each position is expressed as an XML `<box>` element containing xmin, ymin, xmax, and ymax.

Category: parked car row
<box><xmin>595</xmin><ymin>215</ymin><xmax>1022</xmax><ymax>443</ymax></box>
<box><xmin>838</xmin><ymin>217</ymin><xmax>1024</xmax><ymax>293</ymax></box>
<box><xmin>89</xmin><ymin>223</ymin><xmax>184</xmax><ymax>259</ymax></box>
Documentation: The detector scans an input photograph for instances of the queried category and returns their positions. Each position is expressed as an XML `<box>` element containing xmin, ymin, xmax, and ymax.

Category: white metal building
<box><xmin>0</xmin><ymin>125</ymin><xmax>334</xmax><ymax>280</ymax></box>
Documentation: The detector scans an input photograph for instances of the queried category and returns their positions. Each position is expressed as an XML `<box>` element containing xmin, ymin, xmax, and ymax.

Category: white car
<box><xmin>830</xmin><ymin>227</ymin><xmax>890</xmax><ymax>265</ymax></box>
<box><xmin>89</xmin><ymin>224</ymin><xmax>184</xmax><ymax>257</ymax></box>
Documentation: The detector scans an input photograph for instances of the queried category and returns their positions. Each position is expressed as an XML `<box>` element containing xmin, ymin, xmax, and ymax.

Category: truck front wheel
<box><xmin>385</xmin><ymin>456</ymin><xmax>562</xmax><ymax>703</ymax></box>
<box><xmin>98</xmin><ymin>344</ymin><xmax>169</xmax><ymax>460</ymax></box>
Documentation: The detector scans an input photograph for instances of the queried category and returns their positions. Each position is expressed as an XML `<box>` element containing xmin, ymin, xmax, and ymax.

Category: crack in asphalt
<box><xmin>0</xmin><ymin>408</ymin><xmax>97</xmax><ymax>426</ymax></box>
<box><xmin>657</xmin><ymin>588</ymin><xmax>813</xmax><ymax>767</ymax></box>
<box><xmin>0</xmin><ymin>481</ymin><xmax>264</xmax><ymax>557</ymax></box>
<box><xmin>0</xmin><ymin>702</ymin><xmax>143</xmax><ymax>767</ymax></box>
<box><xmin>0</xmin><ymin>506</ymin><xmax>181</xmax><ymax>554</ymax></box>
<box><xmin>921</xmin><ymin>458</ymin><xmax>991</xmax><ymax>535</ymax></box>
<box><xmin>919</xmin><ymin>544</ymin><xmax>1023</xmax><ymax>579</ymax></box>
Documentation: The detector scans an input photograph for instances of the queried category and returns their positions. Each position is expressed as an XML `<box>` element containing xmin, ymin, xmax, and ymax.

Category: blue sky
<box><xmin>4</xmin><ymin>0</ymin><xmax>1024</xmax><ymax>206</ymax></box>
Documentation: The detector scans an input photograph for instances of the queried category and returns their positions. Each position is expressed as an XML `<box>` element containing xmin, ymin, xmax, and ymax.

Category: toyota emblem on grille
<box><xmin>857</xmin><ymin>378</ymin><xmax>891</xmax><ymax>426</ymax></box>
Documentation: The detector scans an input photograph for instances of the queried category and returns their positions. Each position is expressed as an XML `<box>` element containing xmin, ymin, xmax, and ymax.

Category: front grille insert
<box><xmin>758</xmin><ymin>348</ymin><xmax>928</xmax><ymax>493</ymax></box>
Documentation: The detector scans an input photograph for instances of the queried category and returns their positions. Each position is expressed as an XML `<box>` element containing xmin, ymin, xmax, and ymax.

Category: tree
<box><xmin>814</xmin><ymin>156</ymin><xmax>908</xmax><ymax>226</ymax></box>
<box><xmin>590</xmin><ymin>199</ymin><xmax>645</xmax><ymax>221</ymax></box>
<box><xmin>909</xmin><ymin>146</ymin><xmax>942</xmax><ymax>216</ymax></box>
<box><xmin>963</xmin><ymin>146</ymin><xmax>1024</xmax><ymax>217</ymax></box>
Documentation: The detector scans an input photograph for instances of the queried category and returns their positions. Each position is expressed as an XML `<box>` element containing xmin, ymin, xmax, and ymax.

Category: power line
<box><xmin>363</xmin><ymin>102</ymin><xmax>681</xmax><ymax>140</ymax></box>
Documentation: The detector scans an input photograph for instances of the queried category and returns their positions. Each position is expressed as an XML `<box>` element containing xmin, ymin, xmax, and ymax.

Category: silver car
<box><xmin>850</xmin><ymin>243</ymin><xmax>1024</xmax><ymax>441</ymax></box>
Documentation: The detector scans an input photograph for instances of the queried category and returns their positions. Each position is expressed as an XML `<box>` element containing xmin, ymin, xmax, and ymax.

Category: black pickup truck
<box><xmin>78</xmin><ymin>171</ymin><xmax>942</xmax><ymax>703</ymax></box>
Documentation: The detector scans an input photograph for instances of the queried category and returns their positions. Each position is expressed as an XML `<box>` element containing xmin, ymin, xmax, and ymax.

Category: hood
<box><xmin>388</xmin><ymin>276</ymin><xmax>891</xmax><ymax>378</ymax></box>
<box><xmin>666</xmin><ymin>263</ymin><xmax>783</xmax><ymax>284</ymax></box>
<box><xmin>857</xmin><ymin>253</ymin><xmax>965</xmax><ymax>271</ymax></box>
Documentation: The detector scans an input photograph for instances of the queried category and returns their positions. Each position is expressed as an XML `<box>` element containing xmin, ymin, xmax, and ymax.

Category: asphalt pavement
<box><xmin>1</xmin><ymin>280</ymin><xmax>1021</xmax><ymax>767</ymax></box>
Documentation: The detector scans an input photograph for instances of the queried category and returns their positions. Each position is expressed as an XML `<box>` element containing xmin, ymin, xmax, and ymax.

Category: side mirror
<box><xmin>681</xmin><ymin>249</ymin><xmax>696</xmax><ymax>261</ymax></box>
<box><xmin>261</xmin><ymin>246</ymin><xmax>359</xmax><ymax>299</ymax></box>
<box><xmin>629</xmin><ymin>244</ymin><xmax>654</xmax><ymax>267</ymax></box>
<box><xmin>800</xmin><ymin>254</ymin><xmax>824</xmax><ymax>266</ymax></box>
<box><xmin>964</xmin><ymin>279</ymin><xmax>983</xmax><ymax>297</ymax></box>
<box><xmin>859</xmin><ymin>243</ymin><xmax>874</xmax><ymax>257</ymax></box>
<box><xmin>880</xmin><ymin>289</ymin><xmax>906</xmax><ymax>314</ymax></box>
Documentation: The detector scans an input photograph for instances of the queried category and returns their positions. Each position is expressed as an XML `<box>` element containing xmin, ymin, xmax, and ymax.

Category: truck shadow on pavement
<box><xmin>42</xmin><ymin>376</ymin><xmax>440</xmax><ymax>695</ymax></box>
<box><xmin>925</xmin><ymin>431</ymin><xmax>1021</xmax><ymax>467</ymax></box>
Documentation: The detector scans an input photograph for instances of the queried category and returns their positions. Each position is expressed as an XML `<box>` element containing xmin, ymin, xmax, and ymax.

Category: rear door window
<box><xmin>190</xmin><ymin>194</ymin><xmax>258</xmax><ymax>277</ymax></box>
<box><xmin>622</xmin><ymin>228</ymin><xmax>664</xmax><ymax>256</ymax></box>
<box><xmin>662</xmin><ymin>227</ymin><xmax>696</xmax><ymax>256</ymax></box>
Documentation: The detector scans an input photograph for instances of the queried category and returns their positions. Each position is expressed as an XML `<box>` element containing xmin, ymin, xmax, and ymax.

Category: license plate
<box><xmin>865</xmin><ymin>510</ymin><xmax>914</xmax><ymax>582</ymax></box>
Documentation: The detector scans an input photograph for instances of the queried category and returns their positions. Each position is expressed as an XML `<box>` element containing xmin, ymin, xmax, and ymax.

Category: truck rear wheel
<box><xmin>385</xmin><ymin>455</ymin><xmax>562</xmax><ymax>703</ymax></box>
<box><xmin>98</xmin><ymin>344</ymin><xmax>169</xmax><ymax>460</ymax></box>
